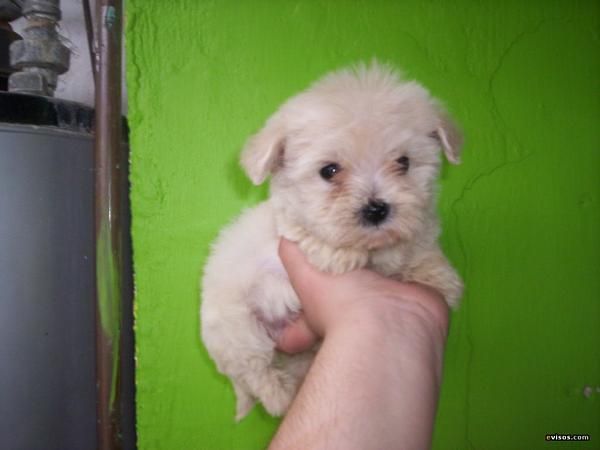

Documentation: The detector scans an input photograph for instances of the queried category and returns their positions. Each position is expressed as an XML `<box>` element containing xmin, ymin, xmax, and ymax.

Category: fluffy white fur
<box><xmin>201</xmin><ymin>63</ymin><xmax>463</xmax><ymax>421</ymax></box>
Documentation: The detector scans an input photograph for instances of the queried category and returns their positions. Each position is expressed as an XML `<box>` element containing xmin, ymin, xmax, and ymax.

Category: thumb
<box><xmin>278</xmin><ymin>238</ymin><xmax>328</xmax><ymax>300</ymax></box>
<box><xmin>276</xmin><ymin>314</ymin><xmax>318</xmax><ymax>354</ymax></box>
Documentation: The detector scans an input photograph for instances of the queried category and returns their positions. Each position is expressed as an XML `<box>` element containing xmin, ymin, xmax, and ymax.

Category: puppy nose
<box><xmin>361</xmin><ymin>199</ymin><xmax>390</xmax><ymax>226</ymax></box>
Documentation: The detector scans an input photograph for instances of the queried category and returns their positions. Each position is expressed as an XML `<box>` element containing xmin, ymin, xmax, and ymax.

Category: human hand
<box><xmin>271</xmin><ymin>239</ymin><xmax>451</xmax><ymax>450</ymax></box>
<box><xmin>276</xmin><ymin>238</ymin><xmax>449</xmax><ymax>354</ymax></box>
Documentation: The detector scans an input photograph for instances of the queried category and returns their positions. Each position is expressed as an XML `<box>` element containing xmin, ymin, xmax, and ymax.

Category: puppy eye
<box><xmin>396</xmin><ymin>156</ymin><xmax>410</xmax><ymax>174</ymax></box>
<box><xmin>319</xmin><ymin>163</ymin><xmax>341</xmax><ymax>181</ymax></box>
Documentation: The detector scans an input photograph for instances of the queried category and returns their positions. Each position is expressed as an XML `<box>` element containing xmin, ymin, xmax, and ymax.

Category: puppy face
<box><xmin>241</xmin><ymin>64</ymin><xmax>462</xmax><ymax>250</ymax></box>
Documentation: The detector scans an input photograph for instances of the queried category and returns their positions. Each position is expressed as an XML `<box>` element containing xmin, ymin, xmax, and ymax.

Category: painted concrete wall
<box><xmin>126</xmin><ymin>1</ymin><xmax>599</xmax><ymax>449</ymax></box>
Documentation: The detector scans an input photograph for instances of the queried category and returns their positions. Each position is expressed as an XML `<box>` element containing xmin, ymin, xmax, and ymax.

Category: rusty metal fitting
<box><xmin>22</xmin><ymin>0</ymin><xmax>60</xmax><ymax>21</ymax></box>
<box><xmin>10</xmin><ymin>23</ymin><xmax>69</xmax><ymax>73</ymax></box>
<box><xmin>8</xmin><ymin>0</ymin><xmax>69</xmax><ymax>96</ymax></box>
<box><xmin>8</xmin><ymin>69</ymin><xmax>46</xmax><ymax>94</ymax></box>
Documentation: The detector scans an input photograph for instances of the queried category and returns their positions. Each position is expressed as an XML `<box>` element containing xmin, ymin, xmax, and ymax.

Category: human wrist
<box><xmin>278</xmin><ymin>298</ymin><xmax>445</xmax><ymax>450</ymax></box>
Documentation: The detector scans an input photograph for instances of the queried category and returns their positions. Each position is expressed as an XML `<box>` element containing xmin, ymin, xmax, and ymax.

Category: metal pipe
<box><xmin>8</xmin><ymin>0</ymin><xmax>70</xmax><ymax>96</ymax></box>
<box><xmin>82</xmin><ymin>0</ymin><xmax>96</xmax><ymax>83</ymax></box>
<box><xmin>94</xmin><ymin>0</ymin><xmax>123</xmax><ymax>449</ymax></box>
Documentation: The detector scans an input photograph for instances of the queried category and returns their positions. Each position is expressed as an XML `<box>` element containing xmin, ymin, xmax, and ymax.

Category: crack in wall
<box><xmin>452</xmin><ymin>21</ymin><xmax>548</xmax><ymax>448</ymax></box>
<box><xmin>451</xmin><ymin>150</ymin><xmax>534</xmax><ymax>450</ymax></box>
<box><xmin>487</xmin><ymin>20</ymin><xmax>546</xmax><ymax>162</ymax></box>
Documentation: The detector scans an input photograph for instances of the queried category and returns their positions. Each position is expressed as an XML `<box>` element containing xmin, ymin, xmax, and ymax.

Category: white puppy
<box><xmin>201</xmin><ymin>63</ymin><xmax>463</xmax><ymax>421</ymax></box>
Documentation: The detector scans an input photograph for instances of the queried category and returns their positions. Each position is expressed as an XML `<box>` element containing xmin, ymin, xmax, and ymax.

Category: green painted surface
<box><xmin>126</xmin><ymin>1</ymin><xmax>600</xmax><ymax>449</ymax></box>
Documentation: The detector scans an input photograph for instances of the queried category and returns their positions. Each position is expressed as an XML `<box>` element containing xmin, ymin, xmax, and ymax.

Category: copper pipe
<box><xmin>94</xmin><ymin>0</ymin><xmax>123</xmax><ymax>449</ymax></box>
<box><xmin>83</xmin><ymin>0</ymin><xmax>97</xmax><ymax>83</ymax></box>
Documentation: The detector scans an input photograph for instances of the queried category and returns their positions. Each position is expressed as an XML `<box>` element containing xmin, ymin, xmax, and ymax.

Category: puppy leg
<box><xmin>405</xmin><ymin>248</ymin><xmax>463</xmax><ymax>308</ymax></box>
<box><xmin>240</xmin><ymin>341</ymin><xmax>316</xmax><ymax>417</ymax></box>
<box><xmin>241</xmin><ymin>273</ymin><xmax>306</xmax><ymax>416</ymax></box>
<box><xmin>233</xmin><ymin>381</ymin><xmax>256</xmax><ymax>421</ymax></box>
<box><xmin>273</xmin><ymin>348</ymin><xmax>316</xmax><ymax>385</ymax></box>
<box><xmin>239</xmin><ymin>354</ymin><xmax>300</xmax><ymax>417</ymax></box>
<box><xmin>210</xmin><ymin>328</ymin><xmax>299</xmax><ymax>419</ymax></box>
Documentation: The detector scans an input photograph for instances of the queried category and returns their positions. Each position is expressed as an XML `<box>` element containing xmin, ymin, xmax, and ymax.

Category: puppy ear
<box><xmin>432</xmin><ymin>112</ymin><xmax>463</xmax><ymax>165</ymax></box>
<box><xmin>240</xmin><ymin>114</ymin><xmax>286</xmax><ymax>185</ymax></box>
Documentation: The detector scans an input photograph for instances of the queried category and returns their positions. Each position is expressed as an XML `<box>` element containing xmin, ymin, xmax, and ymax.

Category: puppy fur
<box><xmin>201</xmin><ymin>62</ymin><xmax>463</xmax><ymax>420</ymax></box>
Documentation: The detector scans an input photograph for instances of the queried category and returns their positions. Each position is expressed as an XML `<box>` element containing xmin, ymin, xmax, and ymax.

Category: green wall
<box><xmin>126</xmin><ymin>1</ymin><xmax>599</xmax><ymax>448</ymax></box>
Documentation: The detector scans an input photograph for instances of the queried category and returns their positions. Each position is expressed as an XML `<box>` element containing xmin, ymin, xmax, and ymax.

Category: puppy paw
<box><xmin>233</xmin><ymin>381</ymin><xmax>256</xmax><ymax>421</ymax></box>
<box><xmin>404</xmin><ymin>248</ymin><xmax>463</xmax><ymax>308</ymax></box>
<box><xmin>241</xmin><ymin>358</ymin><xmax>301</xmax><ymax>417</ymax></box>
<box><xmin>259</xmin><ymin>373</ymin><xmax>297</xmax><ymax>416</ymax></box>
